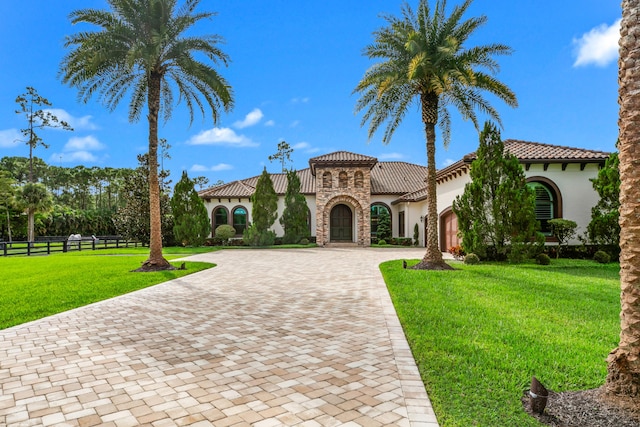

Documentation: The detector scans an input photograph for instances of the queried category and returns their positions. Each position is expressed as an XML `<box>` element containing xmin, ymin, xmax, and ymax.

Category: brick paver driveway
<box><xmin>0</xmin><ymin>247</ymin><xmax>440</xmax><ymax>427</ymax></box>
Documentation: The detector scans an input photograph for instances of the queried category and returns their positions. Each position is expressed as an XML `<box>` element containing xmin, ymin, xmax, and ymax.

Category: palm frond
<box><xmin>60</xmin><ymin>0</ymin><xmax>233</xmax><ymax>125</ymax></box>
<box><xmin>354</xmin><ymin>0</ymin><xmax>516</xmax><ymax>146</ymax></box>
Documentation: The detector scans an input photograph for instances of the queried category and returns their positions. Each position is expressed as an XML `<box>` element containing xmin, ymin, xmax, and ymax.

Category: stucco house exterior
<box><xmin>199</xmin><ymin>140</ymin><xmax>611</xmax><ymax>249</ymax></box>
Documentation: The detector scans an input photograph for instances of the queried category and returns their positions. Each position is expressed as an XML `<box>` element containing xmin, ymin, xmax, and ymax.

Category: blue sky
<box><xmin>0</xmin><ymin>1</ymin><xmax>620</xmax><ymax>187</ymax></box>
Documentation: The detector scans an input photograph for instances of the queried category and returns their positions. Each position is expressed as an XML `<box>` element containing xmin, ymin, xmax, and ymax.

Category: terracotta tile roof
<box><xmin>501</xmin><ymin>139</ymin><xmax>610</xmax><ymax>161</ymax></box>
<box><xmin>200</xmin><ymin>142</ymin><xmax>609</xmax><ymax>202</ymax></box>
<box><xmin>309</xmin><ymin>151</ymin><xmax>378</xmax><ymax>175</ymax></box>
<box><xmin>371</xmin><ymin>162</ymin><xmax>427</xmax><ymax>194</ymax></box>
<box><xmin>438</xmin><ymin>139</ymin><xmax>610</xmax><ymax>181</ymax></box>
<box><xmin>199</xmin><ymin>169</ymin><xmax>316</xmax><ymax>199</ymax></box>
<box><xmin>394</xmin><ymin>140</ymin><xmax>612</xmax><ymax>204</ymax></box>
<box><xmin>309</xmin><ymin>151</ymin><xmax>378</xmax><ymax>163</ymax></box>
<box><xmin>393</xmin><ymin>187</ymin><xmax>428</xmax><ymax>204</ymax></box>
<box><xmin>198</xmin><ymin>157</ymin><xmax>426</xmax><ymax>199</ymax></box>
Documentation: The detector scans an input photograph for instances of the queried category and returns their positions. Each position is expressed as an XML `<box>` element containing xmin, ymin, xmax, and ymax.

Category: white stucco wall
<box><xmin>524</xmin><ymin>163</ymin><xmax>600</xmax><ymax>243</ymax></box>
<box><xmin>203</xmin><ymin>161</ymin><xmax>601</xmax><ymax>246</ymax></box>
<box><xmin>204</xmin><ymin>194</ymin><xmax>317</xmax><ymax>239</ymax></box>
<box><xmin>425</xmin><ymin>162</ymin><xmax>601</xmax><ymax>246</ymax></box>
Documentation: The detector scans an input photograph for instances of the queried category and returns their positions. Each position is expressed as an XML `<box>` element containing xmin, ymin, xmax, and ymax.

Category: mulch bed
<box><xmin>523</xmin><ymin>386</ymin><xmax>640</xmax><ymax>427</ymax></box>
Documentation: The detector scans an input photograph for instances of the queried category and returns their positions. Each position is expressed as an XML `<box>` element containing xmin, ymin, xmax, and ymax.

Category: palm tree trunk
<box><xmin>139</xmin><ymin>71</ymin><xmax>172</xmax><ymax>271</ymax></box>
<box><xmin>606</xmin><ymin>0</ymin><xmax>640</xmax><ymax>397</ymax></box>
<box><xmin>413</xmin><ymin>93</ymin><xmax>452</xmax><ymax>270</ymax></box>
<box><xmin>27</xmin><ymin>208</ymin><xmax>34</xmax><ymax>244</ymax></box>
<box><xmin>6</xmin><ymin>207</ymin><xmax>12</xmax><ymax>245</ymax></box>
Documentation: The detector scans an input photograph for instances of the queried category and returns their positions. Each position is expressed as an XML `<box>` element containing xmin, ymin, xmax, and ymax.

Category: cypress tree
<box><xmin>453</xmin><ymin>122</ymin><xmax>538</xmax><ymax>260</ymax></box>
<box><xmin>588</xmin><ymin>151</ymin><xmax>620</xmax><ymax>247</ymax></box>
<box><xmin>280</xmin><ymin>169</ymin><xmax>309</xmax><ymax>244</ymax></box>
<box><xmin>245</xmin><ymin>167</ymin><xmax>278</xmax><ymax>246</ymax></box>
<box><xmin>376</xmin><ymin>209</ymin><xmax>391</xmax><ymax>242</ymax></box>
<box><xmin>171</xmin><ymin>170</ymin><xmax>210</xmax><ymax>246</ymax></box>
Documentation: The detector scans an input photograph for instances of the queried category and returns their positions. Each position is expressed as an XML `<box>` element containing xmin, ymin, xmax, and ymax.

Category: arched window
<box><xmin>323</xmin><ymin>171</ymin><xmax>332</xmax><ymax>188</ymax></box>
<box><xmin>354</xmin><ymin>171</ymin><xmax>364</xmax><ymax>188</ymax></box>
<box><xmin>232</xmin><ymin>206</ymin><xmax>248</xmax><ymax>236</ymax></box>
<box><xmin>370</xmin><ymin>203</ymin><xmax>391</xmax><ymax>240</ymax></box>
<box><xmin>212</xmin><ymin>206</ymin><xmax>229</xmax><ymax>231</ymax></box>
<box><xmin>339</xmin><ymin>171</ymin><xmax>348</xmax><ymax>188</ymax></box>
<box><xmin>527</xmin><ymin>180</ymin><xmax>561</xmax><ymax>235</ymax></box>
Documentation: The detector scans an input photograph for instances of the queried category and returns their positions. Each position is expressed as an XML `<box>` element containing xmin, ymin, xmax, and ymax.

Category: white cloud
<box><xmin>48</xmin><ymin>135</ymin><xmax>105</xmax><ymax>164</ymax></box>
<box><xmin>291</xmin><ymin>97</ymin><xmax>310</xmax><ymax>104</ymax></box>
<box><xmin>64</xmin><ymin>135</ymin><xmax>105</xmax><ymax>152</ymax></box>
<box><xmin>233</xmin><ymin>108</ymin><xmax>263</xmax><ymax>129</ymax></box>
<box><xmin>292</xmin><ymin>142</ymin><xmax>310</xmax><ymax>150</ymax></box>
<box><xmin>44</xmin><ymin>109</ymin><xmax>98</xmax><ymax>130</ymax></box>
<box><xmin>573</xmin><ymin>19</ymin><xmax>620</xmax><ymax>67</ymax></box>
<box><xmin>264</xmin><ymin>120</ymin><xmax>275</xmax><ymax>127</ymax></box>
<box><xmin>441</xmin><ymin>158</ymin><xmax>456</xmax><ymax>167</ymax></box>
<box><xmin>291</xmin><ymin>141</ymin><xmax>319</xmax><ymax>153</ymax></box>
<box><xmin>378</xmin><ymin>152</ymin><xmax>405</xmax><ymax>160</ymax></box>
<box><xmin>190</xmin><ymin>163</ymin><xmax>233</xmax><ymax>172</ymax></box>
<box><xmin>211</xmin><ymin>163</ymin><xmax>233</xmax><ymax>172</ymax></box>
<box><xmin>186</xmin><ymin>127</ymin><xmax>258</xmax><ymax>147</ymax></box>
<box><xmin>0</xmin><ymin>129</ymin><xmax>21</xmax><ymax>148</ymax></box>
<box><xmin>50</xmin><ymin>151</ymin><xmax>99</xmax><ymax>163</ymax></box>
<box><xmin>289</xmin><ymin>120</ymin><xmax>300</xmax><ymax>128</ymax></box>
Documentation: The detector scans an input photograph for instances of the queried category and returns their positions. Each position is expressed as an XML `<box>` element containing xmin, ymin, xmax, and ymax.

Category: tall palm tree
<box><xmin>60</xmin><ymin>0</ymin><xmax>234</xmax><ymax>271</ymax></box>
<box><xmin>354</xmin><ymin>0</ymin><xmax>517</xmax><ymax>269</ymax></box>
<box><xmin>607</xmin><ymin>0</ymin><xmax>640</xmax><ymax>397</ymax></box>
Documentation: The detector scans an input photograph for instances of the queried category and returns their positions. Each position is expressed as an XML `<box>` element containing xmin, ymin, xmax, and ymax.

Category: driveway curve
<box><xmin>1</xmin><ymin>247</ymin><xmax>439</xmax><ymax>427</ymax></box>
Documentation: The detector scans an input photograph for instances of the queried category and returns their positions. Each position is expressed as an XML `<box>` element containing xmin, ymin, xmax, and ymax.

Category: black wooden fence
<box><xmin>0</xmin><ymin>236</ymin><xmax>142</xmax><ymax>257</ymax></box>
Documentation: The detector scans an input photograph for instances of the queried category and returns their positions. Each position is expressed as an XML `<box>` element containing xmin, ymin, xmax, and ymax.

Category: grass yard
<box><xmin>0</xmin><ymin>247</ymin><xmax>216</xmax><ymax>330</ymax></box>
<box><xmin>381</xmin><ymin>259</ymin><xmax>621</xmax><ymax>427</ymax></box>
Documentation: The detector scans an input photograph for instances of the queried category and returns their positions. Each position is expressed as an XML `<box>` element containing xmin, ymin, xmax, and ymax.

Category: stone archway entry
<box><xmin>330</xmin><ymin>204</ymin><xmax>353</xmax><ymax>242</ymax></box>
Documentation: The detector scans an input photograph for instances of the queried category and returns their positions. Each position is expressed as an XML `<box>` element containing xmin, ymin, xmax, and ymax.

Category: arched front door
<box><xmin>330</xmin><ymin>204</ymin><xmax>353</xmax><ymax>242</ymax></box>
<box><xmin>440</xmin><ymin>209</ymin><xmax>460</xmax><ymax>250</ymax></box>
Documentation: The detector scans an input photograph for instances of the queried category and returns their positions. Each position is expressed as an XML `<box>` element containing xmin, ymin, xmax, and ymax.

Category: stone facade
<box><xmin>314</xmin><ymin>165</ymin><xmax>372</xmax><ymax>246</ymax></box>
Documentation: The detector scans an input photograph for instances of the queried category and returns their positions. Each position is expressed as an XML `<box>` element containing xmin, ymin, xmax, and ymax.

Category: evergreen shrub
<box><xmin>593</xmin><ymin>250</ymin><xmax>611</xmax><ymax>264</ymax></box>
<box><xmin>536</xmin><ymin>253</ymin><xmax>551</xmax><ymax>265</ymax></box>
<box><xmin>464</xmin><ymin>253</ymin><xmax>480</xmax><ymax>265</ymax></box>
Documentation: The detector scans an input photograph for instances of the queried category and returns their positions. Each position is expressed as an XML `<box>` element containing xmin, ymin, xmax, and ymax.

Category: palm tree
<box><xmin>60</xmin><ymin>0</ymin><xmax>234</xmax><ymax>271</ymax></box>
<box><xmin>354</xmin><ymin>0</ymin><xmax>516</xmax><ymax>269</ymax></box>
<box><xmin>21</xmin><ymin>183</ymin><xmax>53</xmax><ymax>243</ymax></box>
<box><xmin>606</xmin><ymin>0</ymin><xmax>640</xmax><ymax>397</ymax></box>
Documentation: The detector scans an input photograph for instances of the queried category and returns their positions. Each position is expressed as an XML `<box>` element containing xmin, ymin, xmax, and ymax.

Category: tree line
<box><xmin>0</xmin><ymin>156</ymin><xmax>137</xmax><ymax>241</ymax></box>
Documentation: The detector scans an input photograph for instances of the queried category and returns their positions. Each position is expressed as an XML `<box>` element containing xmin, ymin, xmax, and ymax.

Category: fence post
<box><xmin>63</xmin><ymin>239</ymin><xmax>68</xmax><ymax>253</ymax></box>
<box><xmin>47</xmin><ymin>241</ymin><xmax>50</xmax><ymax>255</ymax></box>
<box><xmin>27</xmin><ymin>242</ymin><xmax>31</xmax><ymax>256</ymax></box>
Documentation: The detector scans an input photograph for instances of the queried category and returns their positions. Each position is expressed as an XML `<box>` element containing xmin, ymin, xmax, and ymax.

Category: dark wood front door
<box><xmin>330</xmin><ymin>204</ymin><xmax>353</xmax><ymax>241</ymax></box>
<box><xmin>440</xmin><ymin>209</ymin><xmax>460</xmax><ymax>250</ymax></box>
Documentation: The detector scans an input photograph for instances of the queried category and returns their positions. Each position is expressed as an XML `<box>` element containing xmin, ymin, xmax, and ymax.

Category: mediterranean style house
<box><xmin>198</xmin><ymin>140</ymin><xmax>611</xmax><ymax>249</ymax></box>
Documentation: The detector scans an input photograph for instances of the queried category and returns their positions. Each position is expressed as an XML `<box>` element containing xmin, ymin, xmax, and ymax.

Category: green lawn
<box><xmin>0</xmin><ymin>248</ymin><xmax>216</xmax><ymax>330</ymax></box>
<box><xmin>381</xmin><ymin>259</ymin><xmax>621</xmax><ymax>427</ymax></box>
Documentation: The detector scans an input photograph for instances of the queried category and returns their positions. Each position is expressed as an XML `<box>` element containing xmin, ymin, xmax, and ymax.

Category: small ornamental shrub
<box><xmin>448</xmin><ymin>245</ymin><xmax>465</xmax><ymax>260</ymax></box>
<box><xmin>507</xmin><ymin>241</ymin><xmax>529</xmax><ymax>264</ymax></box>
<box><xmin>536</xmin><ymin>253</ymin><xmax>551</xmax><ymax>265</ymax></box>
<box><xmin>593</xmin><ymin>250</ymin><xmax>611</xmax><ymax>264</ymax></box>
<box><xmin>300</xmin><ymin>238</ymin><xmax>310</xmax><ymax>245</ymax></box>
<box><xmin>378</xmin><ymin>239</ymin><xmax>387</xmax><ymax>246</ymax></box>
<box><xmin>413</xmin><ymin>223</ymin><xmax>420</xmax><ymax>246</ymax></box>
<box><xmin>243</xmin><ymin>224</ymin><xmax>276</xmax><ymax>246</ymax></box>
<box><xmin>464</xmin><ymin>253</ymin><xmax>480</xmax><ymax>265</ymax></box>
<box><xmin>215</xmin><ymin>225</ymin><xmax>236</xmax><ymax>245</ymax></box>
